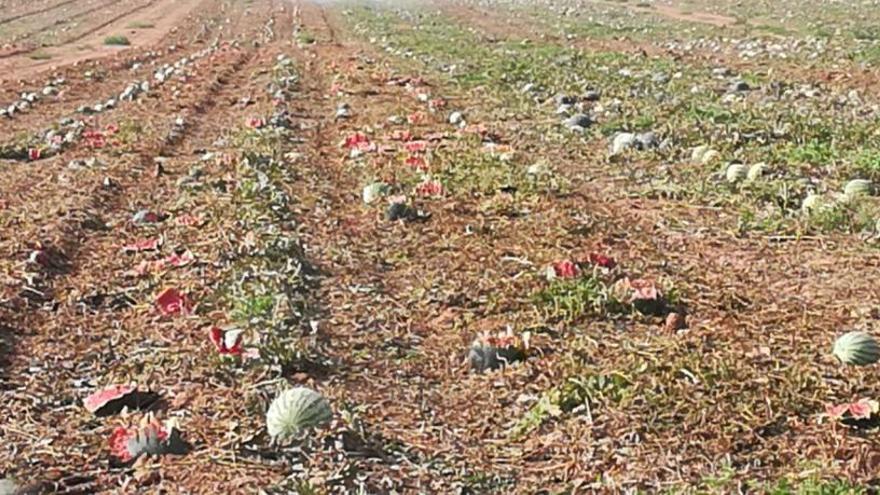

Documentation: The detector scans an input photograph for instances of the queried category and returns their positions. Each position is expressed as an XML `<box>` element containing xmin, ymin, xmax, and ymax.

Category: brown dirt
<box><xmin>0</xmin><ymin>0</ymin><xmax>81</xmax><ymax>26</ymax></box>
<box><xmin>0</xmin><ymin>0</ymin><xmax>240</xmax><ymax>142</ymax></box>
<box><xmin>0</xmin><ymin>0</ymin><xmax>205</xmax><ymax>79</ymax></box>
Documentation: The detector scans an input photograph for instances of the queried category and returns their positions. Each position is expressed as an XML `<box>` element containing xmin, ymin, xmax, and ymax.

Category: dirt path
<box><xmin>0</xmin><ymin>0</ymin><xmax>81</xmax><ymax>26</ymax></box>
<box><xmin>0</xmin><ymin>0</ymin><xmax>204</xmax><ymax>79</ymax></box>
<box><xmin>0</xmin><ymin>0</ymin><xmax>232</xmax><ymax>141</ymax></box>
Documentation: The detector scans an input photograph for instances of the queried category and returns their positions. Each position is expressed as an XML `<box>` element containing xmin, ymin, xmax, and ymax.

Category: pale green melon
<box><xmin>266</xmin><ymin>387</ymin><xmax>332</xmax><ymax>441</ymax></box>
<box><xmin>362</xmin><ymin>182</ymin><xmax>389</xmax><ymax>204</ymax></box>
<box><xmin>801</xmin><ymin>193</ymin><xmax>824</xmax><ymax>213</ymax></box>
<box><xmin>844</xmin><ymin>179</ymin><xmax>873</xmax><ymax>198</ymax></box>
<box><xmin>833</xmin><ymin>331</ymin><xmax>880</xmax><ymax>366</ymax></box>
<box><xmin>691</xmin><ymin>145</ymin><xmax>710</xmax><ymax>163</ymax></box>
<box><xmin>746</xmin><ymin>162</ymin><xmax>766</xmax><ymax>181</ymax></box>
<box><xmin>701</xmin><ymin>150</ymin><xmax>720</xmax><ymax>165</ymax></box>
<box><xmin>725</xmin><ymin>163</ymin><xmax>748</xmax><ymax>183</ymax></box>
<box><xmin>0</xmin><ymin>479</ymin><xmax>19</xmax><ymax>495</ymax></box>
<box><xmin>691</xmin><ymin>145</ymin><xmax>721</xmax><ymax>165</ymax></box>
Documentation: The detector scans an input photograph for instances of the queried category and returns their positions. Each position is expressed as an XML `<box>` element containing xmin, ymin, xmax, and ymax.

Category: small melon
<box><xmin>0</xmin><ymin>479</ymin><xmax>19</xmax><ymax>495</ymax></box>
<box><xmin>690</xmin><ymin>145</ymin><xmax>709</xmax><ymax>162</ymax></box>
<box><xmin>563</xmin><ymin>113</ymin><xmax>592</xmax><ymax>130</ymax></box>
<box><xmin>266</xmin><ymin>387</ymin><xmax>332</xmax><ymax>441</ymax></box>
<box><xmin>833</xmin><ymin>331</ymin><xmax>880</xmax><ymax>366</ymax></box>
<box><xmin>702</xmin><ymin>150</ymin><xmax>720</xmax><ymax>165</ymax></box>
<box><xmin>746</xmin><ymin>162</ymin><xmax>767</xmax><ymax>181</ymax></box>
<box><xmin>387</xmin><ymin>201</ymin><xmax>416</xmax><ymax>221</ymax></box>
<box><xmin>725</xmin><ymin>163</ymin><xmax>748</xmax><ymax>183</ymax></box>
<box><xmin>469</xmin><ymin>340</ymin><xmax>525</xmax><ymax>373</ymax></box>
<box><xmin>526</xmin><ymin>162</ymin><xmax>549</xmax><ymax>177</ymax></box>
<box><xmin>692</xmin><ymin>145</ymin><xmax>720</xmax><ymax>165</ymax></box>
<box><xmin>844</xmin><ymin>179</ymin><xmax>873</xmax><ymax>198</ymax></box>
<box><xmin>362</xmin><ymin>182</ymin><xmax>389</xmax><ymax>204</ymax></box>
<box><xmin>610</xmin><ymin>132</ymin><xmax>636</xmax><ymax>155</ymax></box>
<box><xmin>801</xmin><ymin>193</ymin><xmax>824</xmax><ymax>213</ymax></box>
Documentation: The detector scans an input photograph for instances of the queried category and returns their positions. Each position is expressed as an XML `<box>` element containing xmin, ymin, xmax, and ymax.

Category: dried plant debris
<box><xmin>5</xmin><ymin>0</ymin><xmax>880</xmax><ymax>491</ymax></box>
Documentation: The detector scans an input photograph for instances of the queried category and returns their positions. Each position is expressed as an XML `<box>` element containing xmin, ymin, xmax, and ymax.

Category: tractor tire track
<box><xmin>2</xmin><ymin>0</ymin><xmax>128</xmax><ymax>45</ymax></box>
<box><xmin>0</xmin><ymin>4</ymin><xmax>223</xmax><ymax>141</ymax></box>
<box><xmin>59</xmin><ymin>0</ymin><xmax>160</xmax><ymax>45</ymax></box>
<box><xmin>0</xmin><ymin>0</ymin><xmax>156</xmax><ymax>59</ymax></box>
<box><xmin>318</xmin><ymin>5</ymin><xmax>340</xmax><ymax>46</ymax></box>
<box><xmin>0</xmin><ymin>0</ymin><xmax>80</xmax><ymax>26</ymax></box>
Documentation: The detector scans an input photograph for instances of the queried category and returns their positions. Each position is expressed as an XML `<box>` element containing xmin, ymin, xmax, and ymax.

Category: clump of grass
<box><xmin>29</xmin><ymin>50</ymin><xmax>52</xmax><ymax>60</ymax></box>
<box><xmin>232</xmin><ymin>294</ymin><xmax>276</xmax><ymax>322</ymax></box>
<box><xmin>433</xmin><ymin>147</ymin><xmax>528</xmax><ymax>196</ymax></box>
<box><xmin>103</xmin><ymin>35</ymin><xmax>131</xmax><ymax>46</ymax></box>
<box><xmin>852</xmin><ymin>26</ymin><xmax>880</xmax><ymax>41</ymax></box>
<box><xmin>756</xmin><ymin>24</ymin><xmax>792</xmax><ymax>36</ymax></box>
<box><xmin>534</xmin><ymin>274</ymin><xmax>624</xmax><ymax>322</ymax></box>
<box><xmin>735</xmin><ymin>207</ymin><xmax>785</xmax><ymax>236</ymax></box>
<box><xmin>511</xmin><ymin>373</ymin><xmax>631</xmax><ymax>438</ymax></box>
<box><xmin>783</xmin><ymin>140</ymin><xmax>836</xmax><ymax>167</ymax></box>
<box><xmin>856</xmin><ymin>44</ymin><xmax>880</xmax><ymax>65</ymax></box>
<box><xmin>852</xmin><ymin>148</ymin><xmax>880</xmax><ymax>180</ymax></box>
<box><xmin>296</xmin><ymin>30</ymin><xmax>316</xmax><ymax>45</ymax></box>
<box><xmin>111</xmin><ymin>119</ymin><xmax>144</xmax><ymax>149</ymax></box>
<box><xmin>806</xmin><ymin>197</ymin><xmax>876</xmax><ymax>234</ymax></box>
<box><xmin>762</xmin><ymin>477</ymin><xmax>868</xmax><ymax>494</ymax></box>
<box><xmin>127</xmin><ymin>21</ymin><xmax>154</xmax><ymax>29</ymax></box>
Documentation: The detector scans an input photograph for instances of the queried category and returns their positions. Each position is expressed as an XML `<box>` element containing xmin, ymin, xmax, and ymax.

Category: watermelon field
<box><xmin>2</xmin><ymin>0</ymin><xmax>880</xmax><ymax>492</ymax></box>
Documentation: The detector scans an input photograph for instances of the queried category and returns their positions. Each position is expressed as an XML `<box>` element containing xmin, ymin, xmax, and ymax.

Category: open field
<box><xmin>2</xmin><ymin>0</ymin><xmax>880</xmax><ymax>493</ymax></box>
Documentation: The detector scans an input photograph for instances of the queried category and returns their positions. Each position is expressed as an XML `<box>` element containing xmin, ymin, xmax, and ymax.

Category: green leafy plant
<box><xmin>232</xmin><ymin>294</ymin><xmax>275</xmax><ymax>322</ymax></box>
<box><xmin>511</xmin><ymin>373</ymin><xmax>631</xmax><ymax>438</ymax></box>
<box><xmin>29</xmin><ymin>50</ymin><xmax>52</xmax><ymax>60</ymax></box>
<box><xmin>535</xmin><ymin>274</ymin><xmax>624</xmax><ymax>321</ymax></box>
<box><xmin>104</xmin><ymin>35</ymin><xmax>131</xmax><ymax>46</ymax></box>
<box><xmin>296</xmin><ymin>30</ymin><xmax>316</xmax><ymax>44</ymax></box>
<box><xmin>806</xmin><ymin>197</ymin><xmax>875</xmax><ymax>233</ymax></box>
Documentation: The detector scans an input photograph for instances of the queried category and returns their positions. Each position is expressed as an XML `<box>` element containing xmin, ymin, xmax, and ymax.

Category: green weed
<box><xmin>534</xmin><ymin>274</ymin><xmax>624</xmax><ymax>322</ymax></box>
<box><xmin>28</xmin><ymin>50</ymin><xmax>52</xmax><ymax>60</ymax></box>
<box><xmin>103</xmin><ymin>35</ymin><xmax>131</xmax><ymax>46</ymax></box>
<box><xmin>511</xmin><ymin>372</ymin><xmax>631</xmax><ymax>438</ymax></box>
